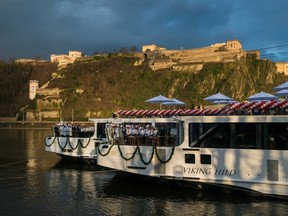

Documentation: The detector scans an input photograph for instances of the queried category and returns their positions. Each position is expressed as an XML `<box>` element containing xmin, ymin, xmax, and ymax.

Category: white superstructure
<box><xmin>44</xmin><ymin>119</ymin><xmax>109</xmax><ymax>163</ymax></box>
<box><xmin>96</xmin><ymin>114</ymin><xmax>288</xmax><ymax>198</ymax></box>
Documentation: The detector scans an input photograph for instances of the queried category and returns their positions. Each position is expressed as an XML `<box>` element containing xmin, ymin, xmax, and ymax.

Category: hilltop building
<box><xmin>50</xmin><ymin>51</ymin><xmax>82</xmax><ymax>69</ymax></box>
<box><xmin>275</xmin><ymin>62</ymin><xmax>288</xmax><ymax>75</ymax></box>
<box><xmin>142</xmin><ymin>40</ymin><xmax>260</xmax><ymax>71</ymax></box>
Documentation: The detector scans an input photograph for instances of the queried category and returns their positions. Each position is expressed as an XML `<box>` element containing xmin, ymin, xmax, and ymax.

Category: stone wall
<box><xmin>37</xmin><ymin>97</ymin><xmax>63</xmax><ymax>109</ymax></box>
<box><xmin>37</xmin><ymin>88</ymin><xmax>62</xmax><ymax>96</ymax></box>
<box><xmin>26</xmin><ymin>110</ymin><xmax>60</xmax><ymax>121</ymax></box>
<box><xmin>142</xmin><ymin>40</ymin><xmax>256</xmax><ymax>71</ymax></box>
<box><xmin>172</xmin><ymin>64</ymin><xmax>203</xmax><ymax>72</ymax></box>
<box><xmin>275</xmin><ymin>62</ymin><xmax>288</xmax><ymax>75</ymax></box>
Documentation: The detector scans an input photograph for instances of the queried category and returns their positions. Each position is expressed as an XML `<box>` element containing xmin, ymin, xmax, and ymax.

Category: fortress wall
<box><xmin>173</xmin><ymin>50</ymin><xmax>244</xmax><ymax>63</ymax></box>
<box><xmin>173</xmin><ymin>64</ymin><xmax>203</xmax><ymax>72</ymax></box>
<box><xmin>163</xmin><ymin>46</ymin><xmax>219</xmax><ymax>58</ymax></box>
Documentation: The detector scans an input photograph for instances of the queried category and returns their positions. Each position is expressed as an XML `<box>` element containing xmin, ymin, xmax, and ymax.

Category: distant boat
<box><xmin>44</xmin><ymin>119</ymin><xmax>109</xmax><ymax>163</ymax></box>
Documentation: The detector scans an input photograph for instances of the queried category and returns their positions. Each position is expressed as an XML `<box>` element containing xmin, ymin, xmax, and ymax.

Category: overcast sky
<box><xmin>1</xmin><ymin>0</ymin><xmax>288</xmax><ymax>61</ymax></box>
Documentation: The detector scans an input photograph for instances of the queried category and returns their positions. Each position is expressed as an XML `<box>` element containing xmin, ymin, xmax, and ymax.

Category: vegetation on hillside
<box><xmin>0</xmin><ymin>61</ymin><xmax>57</xmax><ymax>117</ymax></box>
<box><xmin>0</xmin><ymin>54</ymin><xmax>286</xmax><ymax>119</ymax></box>
<box><xmin>48</xmin><ymin>54</ymin><xmax>287</xmax><ymax>119</ymax></box>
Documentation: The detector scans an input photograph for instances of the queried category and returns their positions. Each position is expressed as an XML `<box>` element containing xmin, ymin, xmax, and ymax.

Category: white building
<box><xmin>29</xmin><ymin>80</ymin><xmax>39</xmax><ymax>100</ymax></box>
<box><xmin>50</xmin><ymin>51</ymin><xmax>82</xmax><ymax>68</ymax></box>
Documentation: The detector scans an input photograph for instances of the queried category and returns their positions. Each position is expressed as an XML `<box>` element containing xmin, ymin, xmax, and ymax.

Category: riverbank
<box><xmin>0</xmin><ymin>121</ymin><xmax>56</xmax><ymax>129</ymax></box>
<box><xmin>0</xmin><ymin>120</ymin><xmax>94</xmax><ymax>129</ymax></box>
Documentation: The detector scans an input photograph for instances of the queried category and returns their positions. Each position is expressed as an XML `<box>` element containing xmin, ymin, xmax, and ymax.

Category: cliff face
<box><xmin>0</xmin><ymin>55</ymin><xmax>286</xmax><ymax>119</ymax></box>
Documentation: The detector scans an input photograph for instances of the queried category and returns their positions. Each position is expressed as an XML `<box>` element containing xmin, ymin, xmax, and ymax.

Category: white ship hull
<box><xmin>96</xmin><ymin>115</ymin><xmax>288</xmax><ymax>198</ymax></box>
<box><xmin>44</xmin><ymin>136</ymin><xmax>98</xmax><ymax>163</ymax></box>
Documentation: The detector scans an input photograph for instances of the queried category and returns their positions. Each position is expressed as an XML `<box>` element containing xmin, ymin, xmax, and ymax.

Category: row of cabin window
<box><xmin>189</xmin><ymin>123</ymin><xmax>288</xmax><ymax>150</ymax></box>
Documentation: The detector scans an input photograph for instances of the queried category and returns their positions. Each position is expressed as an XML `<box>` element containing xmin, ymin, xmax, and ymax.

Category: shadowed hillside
<box><xmin>0</xmin><ymin>61</ymin><xmax>57</xmax><ymax>117</ymax></box>
<box><xmin>0</xmin><ymin>54</ymin><xmax>286</xmax><ymax>119</ymax></box>
<box><xmin>46</xmin><ymin>54</ymin><xmax>287</xmax><ymax>119</ymax></box>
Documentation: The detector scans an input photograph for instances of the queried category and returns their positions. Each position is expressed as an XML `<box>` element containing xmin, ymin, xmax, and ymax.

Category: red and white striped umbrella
<box><xmin>231</xmin><ymin>102</ymin><xmax>245</xmax><ymax>110</ymax></box>
<box><xmin>149</xmin><ymin>109</ymin><xmax>160</xmax><ymax>115</ymax></box>
<box><xmin>189</xmin><ymin>109</ymin><xmax>200</xmax><ymax>115</ymax></box>
<box><xmin>142</xmin><ymin>110</ymin><xmax>150</xmax><ymax>115</ymax></box>
<box><xmin>129</xmin><ymin>110</ymin><xmax>138</xmax><ymax>116</ymax></box>
<box><xmin>134</xmin><ymin>110</ymin><xmax>144</xmax><ymax>116</ymax></box>
<box><xmin>211</xmin><ymin>108</ymin><xmax>221</xmax><ymax>115</ymax></box>
<box><xmin>220</xmin><ymin>107</ymin><xmax>232</xmax><ymax>115</ymax></box>
<box><xmin>175</xmin><ymin>109</ymin><xmax>184</xmax><ymax>115</ymax></box>
<box><xmin>182</xmin><ymin>109</ymin><xmax>193</xmax><ymax>115</ymax></box>
<box><xmin>281</xmin><ymin>101</ymin><xmax>288</xmax><ymax>109</ymax></box>
<box><xmin>238</xmin><ymin>101</ymin><xmax>256</xmax><ymax>110</ymax></box>
<box><xmin>202</xmin><ymin>109</ymin><xmax>212</xmax><ymax>115</ymax></box>
<box><xmin>125</xmin><ymin>110</ymin><xmax>135</xmax><ymax>116</ymax></box>
<box><xmin>260</xmin><ymin>100</ymin><xmax>277</xmax><ymax>109</ymax></box>
<box><xmin>250</xmin><ymin>101</ymin><xmax>266</xmax><ymax>109</ymax></box>
<box><xmin>194</xmin><ymin>109</ymin><xmax>204</xmax><ymax>115</ymax></box>
<box><xmin>117</xmin><ymin>110</ymin><xmax>128</xmax><ymax>115</ymax></box>
<box><xmin>162</xmin><ymin>109</ymin><xmax>172</xmax><ymax>115</ymax></box>
<box><xmin>146</xmin><ymin>110</ymin><xmax>156</xmax><ymax>115</ymax></box>
<box><xmin>271</xmin><ymin>100</ymin><xmax>286</xmax><ymax>109</ymax></box>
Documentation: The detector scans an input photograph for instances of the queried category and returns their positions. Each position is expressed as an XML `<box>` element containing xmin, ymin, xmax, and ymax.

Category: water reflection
<box><xmin>103</xmin><ymin>172</ymin><xmax>287</xmax><ymax>215</ymax></box>
<box><xmin>0</xmin><ymin>129</ymin><xmax>287</xmax><ymax>216</ymax></box>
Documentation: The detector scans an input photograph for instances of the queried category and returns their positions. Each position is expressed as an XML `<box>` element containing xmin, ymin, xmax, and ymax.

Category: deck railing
<box><xmin>115</xmin><ymin>100</ymin><xmax>288</xmax><ymax>117</ymax></box>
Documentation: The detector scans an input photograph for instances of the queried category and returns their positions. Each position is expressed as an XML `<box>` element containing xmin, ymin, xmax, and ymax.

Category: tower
<box><xmin>29</xmin><ymin>80</ymin><xmax>39</xmax><ymax>100</ymax></box>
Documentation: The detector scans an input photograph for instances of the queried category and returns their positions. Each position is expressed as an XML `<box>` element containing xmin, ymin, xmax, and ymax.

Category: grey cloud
<box><xmin>0</xmin><ymin>0</ymin><xmax>288</xmax><ymax>61</ymax></box>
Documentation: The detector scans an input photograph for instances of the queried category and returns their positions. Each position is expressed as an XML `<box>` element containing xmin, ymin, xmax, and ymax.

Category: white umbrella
<box><xmin>204</xmin><ymin>92</ymin><xmax>234</xmax><ymax>104</ymax></box>
<box><xmin>146</xmin><ymin>95</ymin><xmax>172</xmax><ymax>109</ymax></box>
<box><xmin>212</xmin><ymin>100</ymin><xmax>237</xmax><ymax>104</ymax></box>
<box><xmin>162</xmin><ymin>98</ymin><xmax>186</xmax><ymax>106</ymax></box>
<box><xmin>274</xmin><ymin>81</ymin><xmax>288</xmax><ymax>91</ymax></box>
<box><xmin>275</xmin><ymin>89</ymin><xmax>288</xmax><ymax>97</ymax></box>
<box><xmin>247</xmin><ymin>91</ymin><xmax>278</xmax><ymax>101</ymax></box>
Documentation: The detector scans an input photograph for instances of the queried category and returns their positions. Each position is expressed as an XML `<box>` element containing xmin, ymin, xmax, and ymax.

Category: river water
<box><xmin>0</xmin><ymin>128</ymin><xmax>287</xmax><ymax>216</ymax></box>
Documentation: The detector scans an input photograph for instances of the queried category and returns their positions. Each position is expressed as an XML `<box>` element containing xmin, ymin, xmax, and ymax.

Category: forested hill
<box><xmin>0</xmin><ymin>61</ymin><xmax>57</xmax><ymax>117</ymax></box>
<box><xmin>0</xmin><ymin>54</ymin><xmax>287</xmax><ymax>118</ymax></box>
<box><xmin>48</xmin><ymin>54</ymin><xmax>286</xmax><ymax>118</ymax></box>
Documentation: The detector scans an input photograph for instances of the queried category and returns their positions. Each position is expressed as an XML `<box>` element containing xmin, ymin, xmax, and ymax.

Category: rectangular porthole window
<box><xmin>200</xmin><ymin>154</ymin><xmax>211</xmax><ymax>165</ymax></box>
<box><xmin>185</xmin><ymin>154</ymin><xmax>195</xmax><ymax>164</ymax></box>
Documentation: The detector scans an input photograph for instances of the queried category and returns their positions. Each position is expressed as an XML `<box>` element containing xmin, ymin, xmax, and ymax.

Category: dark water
<box><xmin>0</xmin><ymin>129</ymin><xmax>287</xmax><ymax>216</ymax></box>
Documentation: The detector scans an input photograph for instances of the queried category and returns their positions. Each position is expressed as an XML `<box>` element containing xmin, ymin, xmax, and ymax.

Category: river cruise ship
<box><xmin>44</xmin><ymin>119</ymin><xmax>109</xmax><ymax>163</ymax></box>
<box><xmin>96</xmin><ymin>101</ymin><xmax>288</xmax><ymax>198</ymax></box>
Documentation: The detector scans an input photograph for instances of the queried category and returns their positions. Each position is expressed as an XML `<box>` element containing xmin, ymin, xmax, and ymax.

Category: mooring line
<box><xmin>0</xmin><ymin>160</ymin><xmax>27</xmax><ymax>168</ymax></box>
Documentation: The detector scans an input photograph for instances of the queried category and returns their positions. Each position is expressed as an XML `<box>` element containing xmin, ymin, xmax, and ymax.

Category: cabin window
<box><xmin>266</xmin><ymin>124</ymin><xmax>288</xmax><ymax>150</ymax></box>
<box><xmin>200</xmin><ymin>154</ymin><xmax>211</xmax><ymax>165</ymax></box>
<box><xmin>235</xmin><ymin>124</ymin><xmax>256</xmax><ymax>149</ymax></box>
<box><xmin>185</xmin><ymin>154</ymin><xmax>195</xmax><ymax>164</ymax></box>
<box><xmin>189</xmin><ymin>122</ymin><xmax>288</xmax><ymax>150</ymax></box>
<box><xmin>189</xmin><ymin>123</ymin><xmax>230</xmax><ymax>148</ymax></box>
<box><xmin>155</xmin><ymin>123</ymin><xmax>180</xmax><ymax>146</ymax></box>
<box><xmin>97</xmin><ymin>123</ymin><xmax>107</xmax><ymax>138</ymax></box>
<box><xmin>107</xmin><ymin>122</ymin><xmax>182</xmax><ymax>146</ymax></box>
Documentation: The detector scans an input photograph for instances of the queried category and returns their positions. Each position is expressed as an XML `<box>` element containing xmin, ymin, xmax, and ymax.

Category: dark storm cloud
<box><xmin>1</xmin><ymin>0</ymin><xmax>288</xmax><ymax>61</ymax></box>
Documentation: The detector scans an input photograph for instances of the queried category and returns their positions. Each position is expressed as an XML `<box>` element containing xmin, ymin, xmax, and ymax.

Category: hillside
<box><xmin>0</xmin><ymin>54</ymin><xmax>286</xmax><ymax>120</ymax></box>
<box><xmin>0</xmin><ymin>61</ymin><xmax>57</xmax><ymax>117</ymax></box>
<box><xmin>46</xmin><ymin>54</ymin><xmax>286</xmax><ymax>119</ymax></box>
